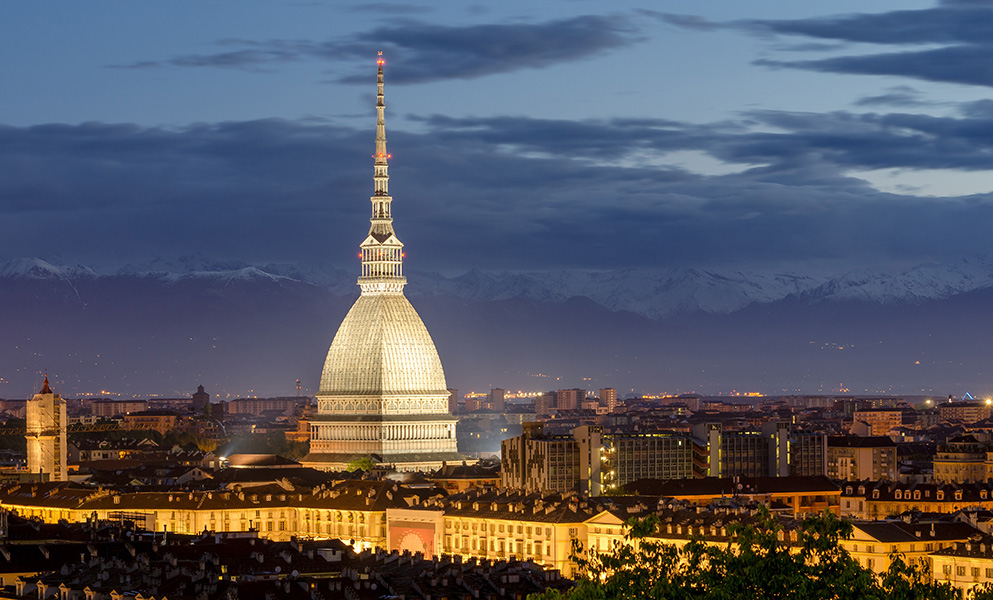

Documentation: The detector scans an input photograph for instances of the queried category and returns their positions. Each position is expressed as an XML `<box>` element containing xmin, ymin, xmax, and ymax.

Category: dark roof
<box><xmin>624</xmin><ymin>476</ymin><xmax>839</xmax><ymax>497</ymax></box>
<box><xmin>827</xmin><ymin>436</ymin><xmax>897</xmax><ymax>448</ymax></box>
<box><xmin>430</xmin><ymin>463</ymin><xmax>499</xmax><ymax>480</ymax></box>
<box><xmin>854</xmin><ymin>520</ymin><xmax>979</xmax><ymax>543</ymax></box>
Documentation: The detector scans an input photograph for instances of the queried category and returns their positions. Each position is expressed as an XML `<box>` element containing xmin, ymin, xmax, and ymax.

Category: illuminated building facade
<box><xmin>501</xmin><ymin>423</ymin><xmax>693</xmax><ymax>494</ymax></box>
<box><xmin>827</xmin><ymin>436</ymin><xmax>898</xmax><ymax>481</ymax></box>
<box><xmin>600</xmin><ymin>388</ymin><xmax>618</xmax><ymax>413</ymax></box>
<box><xmin>301</xmin><ymin>54</ymin><xmax>462</xmax><ymax>471</ymax></box>
<box><xmin>25</xmin><ymin>376</ymin><xmax>67</xmax><ymax>482</ymax></box>
<box><xmin>852</xmin><ymin>408</ymin><xmax>904</xmax><ymax>435</ymax></box>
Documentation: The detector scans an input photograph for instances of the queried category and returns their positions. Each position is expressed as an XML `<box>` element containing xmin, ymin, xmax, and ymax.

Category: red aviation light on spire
<box><xmin>378</xmin><ymin>50</ymin><xmax>384</xmax><ymax>66</ymax></box>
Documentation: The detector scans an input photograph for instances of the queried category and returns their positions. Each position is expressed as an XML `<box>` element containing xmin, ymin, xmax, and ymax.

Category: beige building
<box><xmin>934</xmin><ymin>435</ymin><xmax>989</xmax><ymax>483</ymax></box>
<box><xmin>0</xmin><ymin>482</ymin><xmax>593</xmax><ymax>578</ymax></box>
<box><xmin>556</xmin><ymin>389</ymin><xmax>585</xmax><ymax>411</ymax></box>
<box><xmin>852</xmin><ymin>409</ymin><xmax>904</xmax><ymax>436</ymax></box>
<box><xmin>90</xmin><ymin>399</ymin><xmax>148</xmax><ymax>418</ymax></box>
<box><xmin>840</xmin><ymin>481</ymin><xmax>993</xmax><ymax>520</ymax></box>
<box><xmin>25</xmin><ymin>377</ymin><xmax>67</xmax><ymax>482</ymax></box>
<box><xmin>466</xmin><ymin>388</ymin><xmax>505</xmax><ymax>412</ymax></box>
<box><xmin>393</xmin><ymin>488</ymin><xmax>601</xmax><ymax>577</ymax></box>
<box><xmin>840</xmin><ymin>520</ymin><xmax>978</xmax><ymax>576</ymax></box>
<box><xmin>939</xmin><ymin>402</ymin><xmax>991</xmax><ymax>424</ymax></box>
<box><xmin>600</xmin><ymin>388</ymin><xmax>618</xmax><ymax>413</ymax></box>
<box><xmin>931</xmin><ymin>534</ymin><xmax>993</xmax><ymax>595</ymax></box>
<box><xmin>301</xmin><ymin>55</ymin><xmax>462</xmax><ymax>472</ymax></box>
<box><xmin>0</xmin><ymin>479</ymin><xmax>431</xmax><ymax>552</ymax></box>
<box><xmin>584</xmin><ymin>503</ymin><xmax>807</xmax><ymax>565</ymax></box>
<box><xmin>827</xmin><ymin>436</ymin><xmax>898</xmax><ymax>481</ymax></box>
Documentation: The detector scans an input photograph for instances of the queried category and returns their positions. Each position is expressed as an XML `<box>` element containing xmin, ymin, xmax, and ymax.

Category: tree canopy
<box><xmin>533</xmin><ymin>508</ymin><xmax>993</xmax><ymax>600</ymax></box>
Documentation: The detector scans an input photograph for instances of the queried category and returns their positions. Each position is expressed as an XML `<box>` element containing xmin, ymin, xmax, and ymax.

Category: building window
<box><xmin>958</xmin><ymin>566</ymin><xmax>967</xmax><ymax>577</ymax></box>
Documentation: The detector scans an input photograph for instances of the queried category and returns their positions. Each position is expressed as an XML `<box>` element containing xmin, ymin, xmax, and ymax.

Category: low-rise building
<box><xmin>939</xmin><ymin>402</ymin><xmax>992</xmax><ymax>425</ymax></box>
<box><xmin>840</xmin><ymin>519</ymin><xmax>979</xmax><ymax>575</ymax></box>
<box><xmin>840</xmin><ymin>480</ymin><xmax>993</xmax><ymax>519</ymax></box>
<box><xmin>584</xmin><ymin>500</ymin><xmax>803</xmax><ymax>560</ymax></box>
<box><xmin>852</xmin><ymin>409</ymin><xmax>905</xmax><ymax>436</ymax></box>
<box><xmin>429</xmin><ymin>462</ymin><xmax>501</xmax><ymax>493</ymax></box>
<box><xmin>934</xmin><ymin>435</ymin><xmax>989</xmax><ymax>483</ymax></box>
<box><xmin>623</xmin><ymin>476</ymin><xmax>841</xmax><ymax>517</ymax></box>
<box><xmin>931</xmin><ymin>533</ymin><xmax>993</xmax><ymax>595</ymax></box>
<box><xmin>122</xmin><ymin>410</ymin><xmax>181</xmax><ymax>435</ymax></box>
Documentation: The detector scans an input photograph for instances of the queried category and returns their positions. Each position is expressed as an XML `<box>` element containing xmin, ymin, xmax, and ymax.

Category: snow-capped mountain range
<box><xmin>6</xmin><ymin>255</ymin><xmax>993</xmax><ymax>319</ymax></box>
<box><xmin>3</xmin><ymin>255</ymin><xmax>993</xmax><ymax>396</ymax></box>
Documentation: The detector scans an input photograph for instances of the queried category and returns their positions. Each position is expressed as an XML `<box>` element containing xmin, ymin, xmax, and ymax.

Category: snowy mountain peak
<box><xmin>0</xmin><ymin>258</ymin><xmax>96</xmax><ymax>280</ymax></box>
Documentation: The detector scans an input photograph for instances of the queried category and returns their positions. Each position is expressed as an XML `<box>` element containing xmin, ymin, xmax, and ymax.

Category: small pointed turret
<box><xmin>39</xmin><ymin>375</ymin><xmax>52</xmax><ymax>395</ymax></box>
<box><xmin>359</xmin><ymin>51</ymin><xmax>405</xmax><ymax>295</ymax></box>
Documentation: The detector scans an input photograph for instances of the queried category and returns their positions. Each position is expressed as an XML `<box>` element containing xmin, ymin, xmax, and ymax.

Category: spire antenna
<box><xmin>358</xmin><ymin>51</ymin><xmax>405</xmax><ymax>296</ymax></box>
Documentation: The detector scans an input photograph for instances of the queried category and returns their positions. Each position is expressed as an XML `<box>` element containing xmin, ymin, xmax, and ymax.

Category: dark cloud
<box><xmin>658</xmin><ymin>3</ymin><xmax>993</xmax><ymax>88</ymax></box>
<box><xmin>110</xmin><ymin>16</ymin><xmax>639</xmax><ymax>84</ymax></box>
<box><xmin>2</xmin><ymin>105</ymin><xmax>993</xmax><ymax>272</ymax></box>
<box><xmin>854</xmin><ymin>86</ymin><xmax>937</xmax><ymax>108</ymax></box>
<box><xmin>940</xmin><ymin>0</ymin><xmax>993</xmax><ymax>6</ymax></box>
<box><xmin>757</xmin><ymin>44</ymin><xmax>993</xmax><ymax>88</ymax></box>
<box><xmin>743</xmin><ymin>3</ymin><xmax>993</xmax><ymax>88</ymax></box>
<box><xmin>743</xmin><ymin>6</ymin><xmax>993</xmax><ymax>45</ymax></box>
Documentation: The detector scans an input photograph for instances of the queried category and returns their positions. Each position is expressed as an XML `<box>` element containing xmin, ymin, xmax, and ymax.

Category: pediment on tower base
<box><xmin>362</xmin><ymin>233</ymin><xmax>404</xmax><ymax>247</ymax></box>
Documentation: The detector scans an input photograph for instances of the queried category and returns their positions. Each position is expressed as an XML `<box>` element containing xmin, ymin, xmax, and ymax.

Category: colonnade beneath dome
<box><xmin>311</xmin><ymin>422</ymin><xmax>456</xmax><ymax>442</ymax></box>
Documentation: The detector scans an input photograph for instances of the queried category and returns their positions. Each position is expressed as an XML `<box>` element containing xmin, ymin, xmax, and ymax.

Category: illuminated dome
<box><xmin>300</xmin><ymin>52</ymin><xmax>465</xmax><ymax>472</ymax></box>
<box><xmin>319</xmin><ymin>293</ymin><xmax>447</xmax><ymax>397</ymax></box>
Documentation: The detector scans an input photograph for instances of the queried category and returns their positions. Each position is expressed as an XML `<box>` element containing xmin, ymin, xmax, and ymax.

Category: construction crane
<box><xmin>0</xmin><ymin>422</ymin><xmax>162</xmax><ymax>436</ymax></box>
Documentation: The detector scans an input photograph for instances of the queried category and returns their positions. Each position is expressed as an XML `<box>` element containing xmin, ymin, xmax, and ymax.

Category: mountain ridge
<box><xmin>6</xmin><ymin>256</ymin><xmax>993</xmax><ymax>319</ymax></box>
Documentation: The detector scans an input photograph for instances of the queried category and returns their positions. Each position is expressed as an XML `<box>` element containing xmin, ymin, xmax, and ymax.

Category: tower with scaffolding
<box><xmin>25</xmin><ymin>376</ymin><xmax>68</xmax><ymax>482</ymax></box>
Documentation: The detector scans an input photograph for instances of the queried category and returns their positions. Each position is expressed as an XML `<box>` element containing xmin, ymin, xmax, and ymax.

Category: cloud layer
<box><xmin>113</xmin><ymin>15</ymin><xmax>638</xmax><ymax>84</ymax></box>
<box><xmin>2</xmin><ymin>99</ymin><xmax>993</xmax><ymax>272</ymax></box>
<box><xmin>660</xmin><ymin>2</ymin><xmax>993</xmax><ymax>88</ymax></box>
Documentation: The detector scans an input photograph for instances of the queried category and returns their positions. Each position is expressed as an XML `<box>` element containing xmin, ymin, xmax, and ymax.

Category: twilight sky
<box><xmin>3</xmin><ymin>0</ymin><xmax>993</xmax><ymax>274</ymax></box>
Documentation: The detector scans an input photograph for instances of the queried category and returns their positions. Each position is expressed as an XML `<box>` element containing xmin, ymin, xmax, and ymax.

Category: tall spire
<box><xmin>359</xmin><ymin>51</ymin><xmax>405</xmax><ymax>295</ymax></box>
<box><xmin>375</xmin><ymin>51</ymin><xmax>388</xmax><ymax>187</ymax></box>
